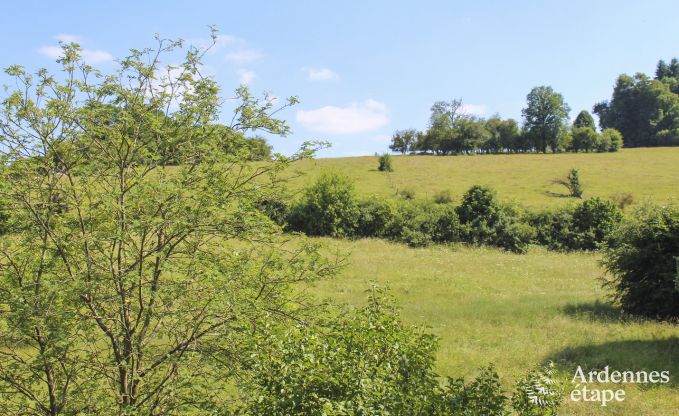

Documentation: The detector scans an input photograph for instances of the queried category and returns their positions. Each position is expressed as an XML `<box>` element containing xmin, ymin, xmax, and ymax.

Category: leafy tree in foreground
<box><xmin>0</xmin><ymin>33</ymin><xmax>333</xmax><ymax>414</ymax></box>
<box><xmin>522</xmin><ymin>86</ymin><xmax>571</xmax><ymax>153</ymax></box>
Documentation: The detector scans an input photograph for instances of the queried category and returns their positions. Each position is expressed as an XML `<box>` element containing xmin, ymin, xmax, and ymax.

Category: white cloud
<box><xmin>238</xmin><ymin>69</ymin><xmax>256</xmax><ymax>85</ymax></box>
<box><xmin>305</xmin><ymin>67</ymin><xmax>338</xmax><ymax>81</ymax></box>
<box><xmin>296</xmin><ymin>99</ymin><xmax>390</xmax><ymax>134</ymax></box>
<box><xmin>225</xmin><ymin>49</ymin><xmax>262</xmax><ymax>64</ymax></box>
<box><xmin>38</xmin><ymin>34</ymin><xmax>113</xmax><ymax>64</ymax></box>
<box><xmin>461</xmin><ymin>104</ymin><xmax>486</xmax><ymax>116</ymax></box>
<box><xmin>38</xmin><ymin>46</ymin><xmax>63</xmax><ymax>60</ymax></box>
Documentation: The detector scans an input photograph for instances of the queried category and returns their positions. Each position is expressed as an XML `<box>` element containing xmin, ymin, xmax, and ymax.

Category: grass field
<box><xmin>310</xmin><ymin>238</ymin><xmax>679</xmax><ymax>415</ymax></box>
<box><xmin>285</xmin><ymin>147</ymin><xmax>679</xmax><ymax>209</ymax></box>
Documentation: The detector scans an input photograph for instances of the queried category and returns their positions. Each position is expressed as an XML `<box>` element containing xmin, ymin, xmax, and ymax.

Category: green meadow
<box><xmin>285</xmin><ymin>147</ymin><xmax>679</xmax><ymax>208</ymax></box>
<box><xmin>309</xmin><ymin>239</ymin><xmax>679</xmax><ymax>415</ymax></box>
<box><xmin>291</xmin><ymin>148</ymin><xmax>679</xmax><ymax>414</ymax></box>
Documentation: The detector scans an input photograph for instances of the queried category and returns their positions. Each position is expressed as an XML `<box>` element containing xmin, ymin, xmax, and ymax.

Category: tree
<box><xmin>378</xmin><ymin>153</ymin><xmax>394</xmax><ymax>172</ymax></box>
<box><xmin>594</xmin><ymin>72</ymin><xmax>679</xmax><ymax>147</ymax></box>
<box><xmin>602</xmin><ymin>128</ymin><xmax>624</xmax><ymax>151</ymax></box>
<box><xmin>573</xmin><ymin>110</ymin><xmax>595</xmax><ymax>129</ymax></box>
<box><xmin>522</xmin><ymin>86</ymin><xmax>571</xmax><ymax>153</ymax></box>
<box><xmin>0</xmin><ymin>34</ymin><xmax>333</xmax><ymax>414</ymax></box>
<box><xmin>571</xmin><ymin>127</ymin><xmax>598</xmax><ymax>152</ymax></box>
<box><xmin>389</xmin><ymin>129</ymin><xmax>418</xmax><ymax>154</ymax></box>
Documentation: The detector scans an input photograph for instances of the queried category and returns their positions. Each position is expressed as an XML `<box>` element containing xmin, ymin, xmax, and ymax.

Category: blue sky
<box><xmin>1</xmin><ymin>1</ymin><xmax>679</xmax><ymax>157</ymax></box>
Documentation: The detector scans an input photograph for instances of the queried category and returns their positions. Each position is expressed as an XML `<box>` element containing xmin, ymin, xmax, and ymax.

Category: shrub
<box><xmin>439</xmin><ymin>366</ymin><xmax>508</xmax><ymax>415</ymax></box>
<box><xmin>570</xmin><ymin>197</ymin><xmax>623</xmax><ymax>250</ymax></box>
<box><xmin>527</xmin><ymin>208</ymin><xmax>577</xmax><ymax>251</ymax></box>
<box><xmin>433</xmin><ymin>189</ymin><xmax>453</xmax><ymax>204</ymax></box>
<box><xmin>392</xmin><ymin>201</ymin><xmax>461</xmax><ymax>247</ymax></box>
<box><xmin>287</xmin><ymin>172</ymin><xmax>358</xmax><ymax>237</ymax></box>
<box><xmin>254</xmin><ymin>195</ymin><xmax>290</xmax><ymax>227</ymax></box>
<box><xmin>378</xmin><ymin>153</ymin><xmax>394</xmax><ymax>172</ymax></box>
<box><xmin>603</xmin><ymin>205</ymin><xmax>679</xmax><ymax>319</ymax></box>
<box><xmin>398</xmin><ymin>187</ymin><xmax>416</xmax><ymax>200</ymax></box>
<box><xmin>456</xmin><ymin>185</ymin><xmax>533</xmax><ymax>253</ymax></box>
<box><xmin>610</xmin><ymin>192</ymin><xmax>634</xmax><ymax>210</ymax></box>
<box><xmin>511</xmin><ymin>362</ymin><xmax>563</xmax><ymax>416</ymax></box>
<box><xmin>602</xmin><ymin>128</ymin><xmax>623</xmax><ymax>151</ymax></box>
<box><xmin>356</xmin><ymin>197</ymin><xmax>399</xmax><ymax>238</ymax></box>
<box><xmin>239</xmin><ymin>288</ymin><xmax>442</xmax><ymax>415</ymax></box>
<box><xmin>552</xmin><ymin>168</ymin><xmax>583</xmax><ymax>198</ymax></box>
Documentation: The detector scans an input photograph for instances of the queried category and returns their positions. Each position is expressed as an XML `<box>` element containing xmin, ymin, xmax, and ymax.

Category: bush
<box><xmin>356</xmin><ymin>197</ymin><xmax>399</xmax><ymax>238</ymax></box>
<box><xmin>392</xmin><ymin>201</ymin><xmax>461</xmax><ymax>247</ymax></box>
<box><xmin>528</xmin><ymin>208</ymin><xmax>577</xmax><ymax>251</ymax></box>
<box><xmin>603</xmin><ymin>205</ymin><xmax>679</xmax><ymax>319</ymax></box>
<box><xmin>552</xmin><ymin>168</ymin><xmax>583</xmax><ymax>198</ymax></box>
<box><xmin>456</xmin><ymin>185</ymin><xmax>533</xmax><ymax>253</ymax></box>
<box><xmin>570</xmin><ymin>197</ymin><xmax>623</xmax><ymax>250</ymax></box>
<box><xmin>239</xmin><ymin>289</ymin><xmax>442</xmax><ymax>415</ymax></box>
<box><xmin>610</xmin><ymin>192</ymin><xmax>634</xmax><ymax>210</ymax></box>
<box><xmin>398</xmin><ymin>187</ymin><xmax>416</xmax><ymax>200</ymax></box>
<box><xmin>439</xmin><ymin>366</ymin><xmax>508</xmax><ymax>415</ymax></box>
<box><xmin>433</xmin><ymin>189</ymin><xmax>453</xmax><ymax>204</ymax></box>
<box><xmin>511</xmin><ymin>362</ymin><xmax>563</xmax><ymax>416</ymax></box>
<box><xmin>602</xmin><ymin>128</ymin><xmax>623</xmax><ymax>151</ymax></box>
<box><xmin>287</xmin><ymin>172</ymin><xmax>358</xmax><ymax>237</ymax></box>
<box><xmin>378</xmin><ymin>153</ymin><xmax>394</xmax><ymax>172</ymax></box>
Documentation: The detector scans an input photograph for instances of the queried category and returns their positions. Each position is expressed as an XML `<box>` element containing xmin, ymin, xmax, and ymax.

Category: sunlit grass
<box><xmin>285</xmin><ymin>147</ymin><xmax>679</xmax><ymax>209</ymax></box>
<box><xmin>311</xmin><ymin>238</ymin><xmax>679</xmax><ymax>415</ymax></box>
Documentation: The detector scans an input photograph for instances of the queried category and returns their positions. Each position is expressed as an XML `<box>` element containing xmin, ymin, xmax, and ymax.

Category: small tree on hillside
<box><xmin>553</xmin><ymin>169</ymin><xmax>584</xmax><ymax>198</ymax></box>
<box><xmin>378</xmin><ymin>153</ymin><xmax>394</xmax><ymax>171</ymax></box>
<box><xmin>390</xmin><ymin>129</ymin><xmax>418</xmax><ymax>154</ymax></box>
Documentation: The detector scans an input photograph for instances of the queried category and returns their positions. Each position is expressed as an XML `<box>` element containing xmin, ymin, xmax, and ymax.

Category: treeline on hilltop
<box><xmin>391</xmin><ymin>57</ymin><xmax>679</xmax><ymax>155</ymax></box>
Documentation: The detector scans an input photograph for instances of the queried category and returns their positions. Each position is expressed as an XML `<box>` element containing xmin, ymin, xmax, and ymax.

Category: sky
<box><xmin>1</xmin><ymin>0</ymin><xmax>679</xmax><ymax>157</ymax></box>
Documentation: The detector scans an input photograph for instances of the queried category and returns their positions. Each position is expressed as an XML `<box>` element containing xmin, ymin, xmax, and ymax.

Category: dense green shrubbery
<box><xmin>378</xmin><ymin>153</ymin><xmax>394</xmax><ymax>172</ymax></box>
<box><xmin>288</xmin><ymin>172</ymin><xmax>358</xmax><ymax>237</ymax></box>
<box><xmin>456</xmin><ymin>186</ymin><xmax>534</xmax><ymax>253</ymax></box>
<box><xmin>603</xmin><ymin>205</ymin><xmax>679</xmax><ymax>319</ymax></box>
<box><xmin>238</xmin><ymin>289</ymin><xmax>564</xmax><ymax>415</ymax></box>
<box><xmin>284</xmin><ymin>174</ymin><xmax>624</xmax><ymax>253</ymax></box>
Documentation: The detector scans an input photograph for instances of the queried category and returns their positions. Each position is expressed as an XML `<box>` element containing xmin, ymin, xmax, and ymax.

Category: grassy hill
<box><xmin>292</xmin><ymin>148</ymin><xmax>679</xmax><ymax>414</ymax></box>
<box><xmin>286</xmin><ymin>147</ymin><xmax>679</xmax><ymax>209</ymax></box>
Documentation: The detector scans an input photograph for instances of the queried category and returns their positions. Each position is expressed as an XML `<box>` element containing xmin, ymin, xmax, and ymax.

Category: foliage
<box><xmin>601</xmin><ymin>128</ymin><xmax>624</xmax><ymax>151</ymax></box>
<box><xmin>378</xmin><ymin>153</ymin><xmax>394</xmax><ymax>172</ymax></box>
<box><xmin>288</xmin><ymin>171</ymin><xmax>359</xmax><ymax>237</ymax></box>
<box><xmin>552</xmin><ymin>168</ymin><xmax>583</xmax><ymax>198</ymax></box>
<box><xmin>0</xmin><ymin>33</ymin><xmax>332</xmax><ymax>414</ymax></box>
<box><xmin>610</xmin><ymin>192</ymin><xmax>634</xmax><ymax>210</ymax></box>
<box><xmin>456</xmin><ymin>186</ymin><xmax>533</xmax><ymax>253</ymax></box>
<box><xmin>390</xmin><ymin>129</ymin><xmax>419</xmax><ymax>154</ymax></box>
<box><xmin>393</xmin><ymin>201</ymin><xmax>461</xmax><ymax>247</ymax></box>
<box><xmin>571</xmin><ymin>127</ymin><xmax>598</xmax><ymax>153</ymax></box>
<box><xmin>573</xmin><ymin>110</ymin><xmax>596</xmax><ymax>130</ymax></box>
<box><xmin>594</xmin><ymin>69</ymin><xmax>679</xmax><ymax>147</ymax></box>
<box><xmin>238</xmin><ymin>288</ymin><xmax>442</xmax><ymax>416</ymax></box>
<box><xmin>522</xmin><ymin>86</ymin><xmax>571</xmax><ymax>153</ymax></box>
<box><xmin>439</xmin><ymin>367</ymin><xmax>509</xmax><ymax>415</ymax></box>
<box><xmin>511</xmin><ymin>362</ymin><xmax>563</xmax><ymax>416</ymax></box>
<box><xmin>433</xmin><ymin>189</ymin><xmax>453</xmax><ymax>204</ymax></box>
<box><xmin>603</xmin><ymin>204</ymin><xmax>679</xmax><ymax>319</ymax></box>
<box><xmin>355</xmin><ymin>197</ymin><xmax>400</xmax><ymax>238</ymax></box>
<box><xmin>398</xmin><ymin>187</ymin><xmax>416</xmax><ymax>200</ymax></box>
<box><xmin>570</xmin><ymin>197</ymin><xmax>624</xmax><ymax>250</ymax></box>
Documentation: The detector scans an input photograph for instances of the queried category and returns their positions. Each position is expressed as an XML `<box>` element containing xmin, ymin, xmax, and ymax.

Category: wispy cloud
<box><xmin>305</xmin><ymin>67</ymin><xmax>338</xmax><ymax>81</ymax></box>
<box><xmin>38</xmin><ymin>34</ymin><xmax>113</xmax><ymax>64</ymax></box>
<box><xmin>296</xmin><ymin>99</ymin><xmax>389</xmax><ymax>134</ymax></box>
<box><xmin>225</xmin><ymin>49</ymin><xmax>263</xmax><ymax>64</ymax></box>
<box><xmin>238</xmin><ymin>69</ymin><xmax>256</xmax><ymax>85</ymax></box>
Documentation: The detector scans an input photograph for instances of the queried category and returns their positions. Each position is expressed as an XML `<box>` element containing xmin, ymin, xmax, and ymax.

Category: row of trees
<box><xmin>594</xmin><ymin>58</ymin><xmax>679</xmax><ymax>147</ymax></box>
<box><xmin>390</xmin><ymin>87</ymin><xmax>623</xmax><ymax>155</ymax></box>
